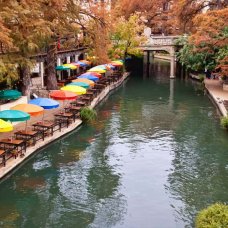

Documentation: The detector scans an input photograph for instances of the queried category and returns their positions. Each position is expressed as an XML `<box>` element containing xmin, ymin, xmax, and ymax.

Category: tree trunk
<box><xmin>46</xmin><ymin>42</ymin><xmax>58</xmax><ymax>90</ymax></box>
<box><xmin>18</xmin><ymin>65</ymin><xmax>31</xmax><ymax>97</ymax></box>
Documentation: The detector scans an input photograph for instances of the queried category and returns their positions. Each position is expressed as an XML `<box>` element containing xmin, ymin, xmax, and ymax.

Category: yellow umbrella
<box><xmin>62</xmin><ymin>64</ymin><xmax>77</xmax><ymax>70</ymax></box>
<box><xmin>111</xmin><ymin>60</ymin><xmax>123</xmax><ymax>66</ymax></box>
<box><xmin>0</xmin><ymin>119</ymin><xmax>13</xmax><ymax>132</ymax></box>
<box><xmin>61</xmin><ymin>85</ymin><xmax>87</xmax><ymax>95</ymax></box>
<box><xmin>87</xmin><ymin>68</ymin><xmax>106</xmax><ymax>73</ymax></box>
<box><xmin>72</xmin><ymin>78</ymin><xmax>95</xmax><ymax>87</ymax></box>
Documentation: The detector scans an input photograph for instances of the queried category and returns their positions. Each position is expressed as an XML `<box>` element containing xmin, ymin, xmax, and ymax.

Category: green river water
<box><xmin>0</xmin><ymin>60</ymin><xmax>228</xmax><ymax>228</ymax></box>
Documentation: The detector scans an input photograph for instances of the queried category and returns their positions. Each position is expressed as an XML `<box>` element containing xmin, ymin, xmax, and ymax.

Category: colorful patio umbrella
<box><xmin>56</xmin><ymin>65</ymin><xmax>70</xmax><ymax>71</ymax></box>
<box><xmin>78</xmin><ymin>75</ymin><xmax>99</xmax><ymax>82</ymax></box>
<box><xmin>72</xmin><ymin>78</ymin><xmax>95</xmax><ymax>87</ymax></box>
<box><xmin>109</xmin><ymin>62</ymin><xmax>122</xmax><ymax>67</ymax></box>
<box><xmin>92</xmin><ymin>65</ymin><xmax>107</xmax><ymax>70</ymax></box>
<box><xmin>61</xmin><ymin>85</ymin><xmax>87</xmax><ymax>95</ymax></box>
<box><xmin>105</xmin><ymin>64</ymin><xmax>115</xmax><ymax>70</ymax></box>
<box><xmin>80</xmin><ymin>60</ymin><xmax>91</xmax><ymax>65</ymax></box>
<box><xmin>67</xmin><ymin>82</ymin><xmax>90</xmax><ymax>89</ymax></box>
<box><xmin>116</xmin><ymin>59</ymin><xmax>124</xmax><ymax>63</ymax></box>
<box><xmin>0</xmin><ymin>90</ymin><xmax>22</xmax><ymax>100</ymax></box>
<box><xmin>0</xmin><ymin>119</ymin><xmax>13</xmax><ymax>132</ymax></box>
<box><xmin>49</xmin><ymin>90</ymin><xmax>77</xmax><ymax>101</ymax></box>
<box><xmin>11</xmin><ymin>104</ymin><xmax>44</xmax><ymax>116</ymax></box>
<box><xmin>81</xmin><ymin>72</ymin><xmax>102</xmax><ymax>78</ymax></box>
<box><xmin>74</xmin><ymin>61</ymin><xmax>88</xmax><ymax>67</ymax></box>
<box><xmin>111</xmin><ymin>60</ymin><xmax>123</xmax><ymax>66</ymax></box>
<box><xmin>62</xmin><ymin>64</ymin><xmax>77</xmax><ymax>70</ymax></box>
<box><xmin>29</xmin><ymin>98</ymin><xmax>59</xmax><ymax>109</ymax></box>
<box><xmin>0</xmin><ymin>110</ymin><xmax>30</xmax><ymax>122</ymax></box>
<box><xmin>87</xmin><ymin>68</ymin><xmax>106</xmax><ymax>74</ymax></box>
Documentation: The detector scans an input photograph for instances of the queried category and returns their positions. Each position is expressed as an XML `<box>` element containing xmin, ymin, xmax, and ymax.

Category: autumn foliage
<box><xmin>0</xmin><ymin>0</ymin><xmax>227</xmax><ymax>94</ymax></box>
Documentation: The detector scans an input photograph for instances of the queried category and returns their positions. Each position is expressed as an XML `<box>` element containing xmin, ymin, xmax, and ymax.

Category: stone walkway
<box><xmin>204</xmin><ymin>79</ymin><xmax>228</xmax><ymax>116</ymax></box>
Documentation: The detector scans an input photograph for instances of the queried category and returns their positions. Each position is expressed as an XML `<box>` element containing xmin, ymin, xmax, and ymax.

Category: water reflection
<box><xmin>0</xmin><ymin>60</ymin><xmax>228</xmax><ymax>227</ymax></box>
<box><xmin>167</xmin><ymin>110</ymin><xmax>228</xmax><ymax>226</ymax></box>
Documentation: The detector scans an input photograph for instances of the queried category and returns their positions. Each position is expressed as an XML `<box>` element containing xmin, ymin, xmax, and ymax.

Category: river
<box><xmin>0</xmin><ymin>60</ymin><xmax>228</xmax><ymax>228</ymax></box>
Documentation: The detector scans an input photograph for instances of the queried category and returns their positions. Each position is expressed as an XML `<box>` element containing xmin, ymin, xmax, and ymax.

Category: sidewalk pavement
<box><xmin>204</xmin><ymin>79</ymin><xmax>228</xmax><ymax>116</ymax></box>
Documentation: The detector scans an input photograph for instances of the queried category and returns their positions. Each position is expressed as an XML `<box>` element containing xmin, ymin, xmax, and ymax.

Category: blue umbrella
<box><xmin>67</xmin><ymin>82</ymin><xmax>90</xmax><ymax>89</ymax></box>
<box><xmin>81</xmin><ymin>72</ymin><xmax>101</xmax><ymax>78</ymax></box>
<box><xmin>77</xmin><ymin>75</ymin><xmax>99</xmax><ymax>82</ymax></box>
<box><xmin>29</xmin><ymin>98</ymin><xmax>59</xmax><ymax>109</ymax></box>
<box><xmin>75</xmin><ymin>61</ymin><xmax>88</xmax><ymax>67</ymax></box>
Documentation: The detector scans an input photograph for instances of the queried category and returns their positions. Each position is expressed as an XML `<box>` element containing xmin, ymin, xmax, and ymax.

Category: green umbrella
<box><xmin>0</xmin><ymin>90</ymin><xmax>22</xmax><ymax>100</ymax></box>
<box><xmin>67</xmin><ymin>82</ymin><xmax>90</xmax><ymax>89</ymax></box>
<box><xmin>56</xmin><ymin>65</ymin><xmax>71</xmax><ymax>71</ymax></box>
<box><xmin>0</xmin><ymin>110</ymin><xmax>30</xmax><ymax>122</ymax></box>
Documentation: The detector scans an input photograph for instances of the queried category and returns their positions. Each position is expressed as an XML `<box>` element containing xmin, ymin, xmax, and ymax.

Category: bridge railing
<box><xmin>145</xmin><ymin>35</ymin><xmax>181</xmax><ymax>46</ymax></box>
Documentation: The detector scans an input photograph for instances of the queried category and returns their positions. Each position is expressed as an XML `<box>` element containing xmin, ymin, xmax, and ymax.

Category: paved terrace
<box><xmin>0</xmin><ymin>72</ymin><xmax>129</xmax><ymax>180</ymax></box>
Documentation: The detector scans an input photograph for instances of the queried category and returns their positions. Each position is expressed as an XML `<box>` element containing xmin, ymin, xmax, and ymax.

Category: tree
<box><xmin>70</xmin><ymin>0</ymin><xmax>116</xmax><ymax>64</ymax></box>
<box><xmin>114</xmin><ymin>0</ymin><xmax>175</xmax><ymax>35</ymax></box>
<box><xmin>0</xmin><ymin>0</ymin><xmax>52</xmax><ymax>95</ymax></box>
<box><xmin>173</xmin><ymin>0</ymin><xmax>228</xmax><ymax>33</ymax></box>
<box><xmin>0</xmin><ymin>0</ymin><xmax>83</xmax><ymax>93</ymax></box>
<box><xmin>0</xmin><ymin>16</ymin><xmax>18</xmax><ymax>87</ymax></box>
<box><xmin>109</xmin><ymin>14</ymin><xmax>146</xmax><ymax>60</ymax></box>
<box><xmin>177</xmin><ymin>8</ymin><xmax>228</xmax><ymax>74</ymax></box>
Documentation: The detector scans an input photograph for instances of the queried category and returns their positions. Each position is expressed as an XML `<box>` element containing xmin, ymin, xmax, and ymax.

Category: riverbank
<box><xmin>204</xmin><ymin>79</ymin><xmax>228</xmax><ymax>116</ymax></box>
<box><xmin>0</xmin><ymin>72</ymin><xmax>129</xmax><ymax>180</ymax></box>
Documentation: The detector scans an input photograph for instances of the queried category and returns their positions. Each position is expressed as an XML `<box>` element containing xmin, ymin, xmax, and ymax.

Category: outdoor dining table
<box><xmin>54</xmin><ymin>112</ymin><xmax>75</xmax><ymax>127</ymax></box>
<box><xmin>0</xmin><ymin>139</ymin><xmax>26</xmax><ymax>158</ymax></box>
<box><xmin>70</xmin><ymin>100</ymin><xmax>86</xmax><ymax>107</ymax></box>
<box><xmin>81</xmin><ymin>96</ymin><xmax>92</xmax><ymax>105</ymax></box>
<box><xmin>15</xmin><ymin>130</ymin><xmax>42</xmax><ymax>146</ymax></box>
<box><xmin>84</xmin><ymin>93</ymin><xmax>93</xmax><ymax>99</ymax></box>
<box><xmin>87</xmin><ymin>89</ymin><xmax>98</xmax><ymax>97</ymax></box>
<box><xmin>32</xmin><ymin>122</ymin><xmax>56</xmax><ymax>140</ymax></box>
<box><xmin>86</xmin><ymin>91</ymin><xmax>94</xmax><ymax>97</ymax></box>
<box><xmin>64</xmin><ymin>106</ymin><xmax>81</xmax><ymax>113</ymax></box>
<box><xmin>0</xmin><ymin>149</ymin><xmax>7</xmax><ymax>166</ymax></box>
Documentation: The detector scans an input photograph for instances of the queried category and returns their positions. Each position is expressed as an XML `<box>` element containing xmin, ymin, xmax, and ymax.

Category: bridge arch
<box><xmin>141</xmin><ymin>36</ymin><xmax>181</xmax><ymax>78</ymax></box>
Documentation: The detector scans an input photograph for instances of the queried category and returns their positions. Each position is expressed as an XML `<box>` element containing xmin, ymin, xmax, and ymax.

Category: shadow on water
<box><xmin>0</xmin><ymin>58</ymin><xmax>228</xmax><ymax>228</ymax></box>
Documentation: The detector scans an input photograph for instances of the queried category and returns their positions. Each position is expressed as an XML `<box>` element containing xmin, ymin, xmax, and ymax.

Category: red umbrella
<box><xmin>49</xmin><ymin>90</ymin><xmax>77</xmax><ymax>101</ymax></box>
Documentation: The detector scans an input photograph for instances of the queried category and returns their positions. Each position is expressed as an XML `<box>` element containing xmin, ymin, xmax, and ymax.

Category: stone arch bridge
<box><xmin>140</xmin><ymin>35</ymin><xmax>182</xmax><ymax>78</ymax></box>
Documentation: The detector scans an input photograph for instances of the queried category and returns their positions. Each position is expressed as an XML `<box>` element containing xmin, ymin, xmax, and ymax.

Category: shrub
<box><xmin>195</xmin><ymin>203</ymin><xmax>228</xmax><ymax>228</ymax></box>
<box><xmin>80</xmin><ymin>107</ymin><xmax>97</xmax><ymax>123</ymax></box>
<box><xmin>199</xmin><ymin>74</ymin><xmax>205</xmax><ymax>82</ymax></box>
<box><xmin>220</xmin><ymin>116</ymin><xmax>228</xmax><ymax>130</ymax></box>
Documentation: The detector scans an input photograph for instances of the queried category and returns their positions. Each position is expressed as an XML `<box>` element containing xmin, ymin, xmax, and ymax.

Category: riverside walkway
<box><xmin>205</xmin><ymin>79</ymin><xmax>228</xmax><ymax>116</ymax></box>
<box><xmin>0</xmin><ymin>72</ymin><xmax>129</xmax><ymax>180</ymax></box>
